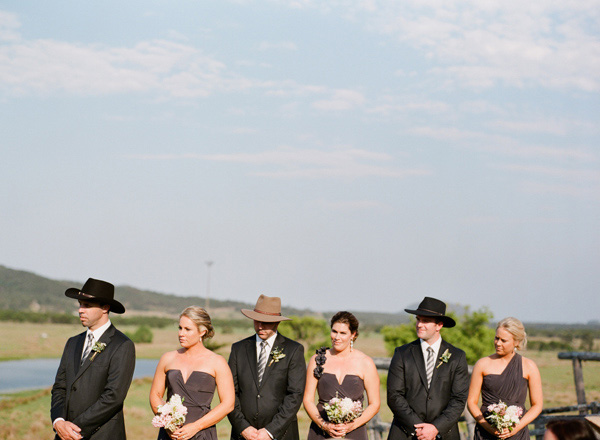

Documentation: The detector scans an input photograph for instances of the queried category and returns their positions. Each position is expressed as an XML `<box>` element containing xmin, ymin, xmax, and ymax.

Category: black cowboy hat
<box><xmin>404</xmin><ymin>296</ymin><xmax>456</xmax><ymax>328</ymax></box>
<box><xmin>65</xmin><ymin>278</ymin><xmax>126</xmax><ymax>314</ymax></box>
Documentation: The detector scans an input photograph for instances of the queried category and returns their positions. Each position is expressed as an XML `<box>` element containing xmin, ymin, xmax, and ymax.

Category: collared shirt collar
<box><xmin>420</xmin><ymin>336</ymin><xmax>442</xmax><ymax>364</ymax></box>
<box><xmin>255</xmin><ymin>332</ymin><xmax>278</xmax><ymax>360</ymax></box>
<box><xmin>88</xmin><ymin>319</ymin><xmax>112</xmax><ymax>342</ymax></box>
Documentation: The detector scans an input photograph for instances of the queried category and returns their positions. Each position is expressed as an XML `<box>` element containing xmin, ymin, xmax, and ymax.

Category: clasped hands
<box><xmin>54</xmin><ymin>420</ymin><xmax>82</xmax><ymax>440</ymax></box>
<box><xmin>322</xmin><ymin>421</ymin><xmax>355</xmax><ymax>438</ymax></box>
<box><xmin>169</xmin><ymin>423</ymin><xmax>199</xmax><ymax>440</ymax></box>
<box><xmin>241</xmin><ymin>426</ymin><xmax>273</xmax><ymax>440</ymax></box>
<box><xmin>413</xmin><ymin>423</ymin><xmax>438</xmax><ymax>440</ymax></box>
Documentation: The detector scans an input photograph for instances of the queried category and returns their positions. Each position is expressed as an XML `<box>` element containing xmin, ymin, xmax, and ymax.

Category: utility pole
<box><xmin>205</xmin><ymin>261</ymin><xmax>214</xmax><ymax>310</ymax></box>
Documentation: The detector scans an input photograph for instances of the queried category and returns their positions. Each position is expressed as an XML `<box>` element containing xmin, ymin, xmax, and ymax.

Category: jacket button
<box><xmin>257</xmin><ymin>394</ymin><xmax>261</xmax><ymax>398</ymax></box>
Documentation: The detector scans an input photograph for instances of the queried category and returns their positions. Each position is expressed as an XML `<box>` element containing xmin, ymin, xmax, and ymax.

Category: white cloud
<box><xmin>257</xmin><ymin>41</ymin><xmax>298</xmax><ymax>51</ymax></box>
<box><xmin>312</xmin><ymin>89</ymin><xmax>365</xmax><ymax>111</ymax></box>
<box><xmin>497</xmin><ymin>164</ymin><xmax>600</xmax><ymax>182</ymax></box>
<box><xmin>410</xmin><ymin>125</ymin><xmax>596</xmax><ymax>161</ymax></box>
<box><xmin>318</xmin><ymin>199</ymin><xmax>386</xmax><ymax>210</ymax></box>
<box><xmin>0</xmin><ymin>11</ymin><xmax>19</xmax><ymax>42</ymax></box>
<box><xmin>128</xmin><ymin>146</ymin><xmax>432</xmax><ymax>179</ymax></box>
<box><xmin>272</xmin><ymin>0</ymin><xmax>600</xmax><ymax>91</ymax></box>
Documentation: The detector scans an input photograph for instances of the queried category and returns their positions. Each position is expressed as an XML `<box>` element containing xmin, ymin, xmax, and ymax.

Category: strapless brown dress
<box><xmin>307</xmin><ymin>373</ymin><xmax>367</xmax><ymax>440</ymax></box>
<box><xmin>157</xmin><ymin>370</ymin><xmax>217</xmax><ymax>440</ymax></box>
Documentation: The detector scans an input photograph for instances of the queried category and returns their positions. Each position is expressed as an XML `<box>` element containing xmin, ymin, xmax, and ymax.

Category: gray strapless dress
<box><xmin>157</xmin><ymin>370</ymin><xmax>217</xmax><ymax>440</ymax></box>
<box><xmin>474</xmin><ymin>353</ymin><xmax>529</xmax><ymax>440</ymax></box>
<box><xmin>307</xmin><ymin>373</ymin><xmax>367</xmax><ymax>440</ymax></box>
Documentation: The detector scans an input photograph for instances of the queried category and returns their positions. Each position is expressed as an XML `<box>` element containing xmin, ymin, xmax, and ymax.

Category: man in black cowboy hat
<box><xmin>387</xmin><ymin>297</ymin><xmax>469</xmax><ymax>440</ymax></box>
<box><xmin>228</xmin><ymin>295</ymin><xmax>306</xmax><ymax>440</ymax></box>
<box><xmin>51</xmin><ymin>278</ymin><xmax>136</xmax><ymax>440</ymax></box>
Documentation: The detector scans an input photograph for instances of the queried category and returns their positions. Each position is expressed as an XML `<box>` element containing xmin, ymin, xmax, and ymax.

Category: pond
<box><xmin>0</xmin><ymin>358</ymin><xmax>159</xmax><ymax>394</ymax></box>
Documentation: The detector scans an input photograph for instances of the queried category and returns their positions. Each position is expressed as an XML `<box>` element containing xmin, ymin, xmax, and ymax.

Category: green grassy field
<box><xmin>0</xmin><ymin>322</ymin><xmax>598</xmax><ymax>439</ymax></box>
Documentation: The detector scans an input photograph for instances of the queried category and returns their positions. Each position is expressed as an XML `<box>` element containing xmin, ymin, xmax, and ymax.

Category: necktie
<box><xmin>426</xmin><ymin>346</ymin><xmax>434</xmax><ymax>388</ymax></box>
<box><xmin>257</xmin><ymin>341</ymin><xmax>267</xmax><ymax>384</ymax></box>
<box><xmin>81</xmin><ymin>333</ymin><xmax>94</xmax><ymax>365</ymax></box>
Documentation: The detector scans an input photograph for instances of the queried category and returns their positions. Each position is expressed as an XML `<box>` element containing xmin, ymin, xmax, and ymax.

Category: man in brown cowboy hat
<box><xmin>387</xmin><ymin>297</ymin><xmax>469</xmax><ymax>440</ymax></box>
<box><xmin>50</xmin><ymin>278</ymin><xmax>136</xmax><ymax>440</ymax></box>
<box><xmin>228</xmin><ymin>295</ymin><xmax>306</xmax><ymax>440</ymax></box>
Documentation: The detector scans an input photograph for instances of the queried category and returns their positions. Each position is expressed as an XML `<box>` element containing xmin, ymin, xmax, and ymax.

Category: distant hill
<box><xmin>0</xmin><ymin>265</ymin><xmax>409</xmax><ymax>327</ymax></box>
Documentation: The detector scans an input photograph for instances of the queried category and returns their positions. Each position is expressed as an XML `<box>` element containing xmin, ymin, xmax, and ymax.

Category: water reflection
<box><xmin>0</xmin><ymin>358</ymin><xmax>159</xmax><ymax>394</ymax></box>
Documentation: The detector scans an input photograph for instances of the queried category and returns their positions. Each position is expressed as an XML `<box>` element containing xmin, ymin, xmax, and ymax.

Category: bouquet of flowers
<box><xmin>485</xmin><ymin>400</ymin><xmax>523</xmax><ymax>432</ymax></box>
<box><xmin>151</xmin><ymin>394</ymin><xmax>188</xmax><ymax>432</ymax></box>
<box><xmin>323</xmin><ymin>392</ymin><xmax>363</xmax><ymax>424</ymax></box>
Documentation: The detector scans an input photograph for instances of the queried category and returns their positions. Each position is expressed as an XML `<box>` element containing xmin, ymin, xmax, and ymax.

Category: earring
<box><xmin>350</xmin><ymin>339</ymin><xmax>354</xmax><ymax>352</ymax></box>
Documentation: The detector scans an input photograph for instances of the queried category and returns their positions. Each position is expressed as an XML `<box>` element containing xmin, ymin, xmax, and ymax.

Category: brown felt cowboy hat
<box><xmin>404</xmin><ymin>296</ymin><xmax>456</xmax><ymax>328</ymax></box>
<box><xmin>241</xmin><ymin>294</ymin><xmax>291</xmax><ymax>322</ymax></box>
<box><xmin>65</xmin><ymin>278</ymin><xmax>126</xmax><ymax>314</ymax></box>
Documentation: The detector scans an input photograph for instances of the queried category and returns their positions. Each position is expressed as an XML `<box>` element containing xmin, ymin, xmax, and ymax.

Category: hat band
<box><xmin>419</xmin><ymin>308</ymin><xmax>444</xmax><ymax>316</ymax></box>
<box><xmin>254</xmin><ymin>308</ymin><xmax>281</xmax><ymax>316</ymax></box>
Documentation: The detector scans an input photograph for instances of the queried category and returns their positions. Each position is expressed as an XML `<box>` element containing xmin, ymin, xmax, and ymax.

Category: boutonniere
<box><xmin>268</xmin><ymin>347</ymin><xmax>286</xmax><ymax>366</ymax></box>
<box><xmin>436</xmin><ymin>349</ymin><xmax>451</xmax><ymax>368</ymax></box>
<box><xmin>90</xmin><ymin>342</ymin><xmax>107</xmax><ymax>362</ymax></box>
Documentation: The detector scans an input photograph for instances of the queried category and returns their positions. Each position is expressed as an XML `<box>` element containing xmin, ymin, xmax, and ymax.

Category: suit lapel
<box><xmin>73</xmin><ymin>332</ymin><xmax>86</xmax><ymax>374</ymax></box>
<box><xmin>430</xmin><ymin>339</ymin><xmax>449</xmax><ymax>389</ymax></box>
<box><xmin>73</xmin><ymin>325</ymin><xmax>116</xmax><ymax>382</ymax></box>
<box><xmin>244</xmin><ymin>336</ymin><xmax>260</xmax><ymax>388</ymax></box>
<box><xmin>259</xmin><ymin>333</ymin><xmax>285</xmax><ymax>388</ymax></box>
<box><xmin>409</xmin><ymin>339</ymin><xmax>428</xmax><ymax>389</ymax></box>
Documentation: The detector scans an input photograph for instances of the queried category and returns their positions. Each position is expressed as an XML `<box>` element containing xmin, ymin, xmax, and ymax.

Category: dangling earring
<box><xmin>350</xmin><ymin>339</ymin><xmax>354</xmax><ymax>352</ymax></box>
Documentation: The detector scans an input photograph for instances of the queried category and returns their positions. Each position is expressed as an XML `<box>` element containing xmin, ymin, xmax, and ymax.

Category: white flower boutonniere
<box><xmin>436</xmin><ymin>349</ymin><xmax>451</xmax><ymax>368</ymax></box>
<box><xmin>269</xmin><ymin>347</ymin><xmax>286</xmax><ymax>366</ymax></box>
<box><xmin>90</xmin><ymin>342</ymin><xmax>107</xmax><ymax>362</ymax></box>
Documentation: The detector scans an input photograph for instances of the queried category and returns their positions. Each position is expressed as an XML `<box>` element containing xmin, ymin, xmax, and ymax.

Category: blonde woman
<box><xmin>467</xmin><ymin>317</ymin><xmax>543</xmax><ymax>440</ymax></box>
<box><xmin>150</xmin><ymin>307</ymin><xmax>235</xmax><ymax>440</ymax></box>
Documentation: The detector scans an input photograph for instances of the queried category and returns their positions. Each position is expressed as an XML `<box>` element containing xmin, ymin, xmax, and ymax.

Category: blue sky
<box><xmin>1</xmin><ymin>1</ymin><xmax>598</xmax><ymax>323</ymax></box>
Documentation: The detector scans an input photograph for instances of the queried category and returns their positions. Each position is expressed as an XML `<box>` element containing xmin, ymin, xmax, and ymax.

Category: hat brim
<box><xmin>241</xmin><ymin>308</ymin><xmax>291</xmax><ymax>322</ymax></box>
<box><xmin>404</xmin><ymin>308</ymin><xmax>456</xmax><ymax>328</ymax></box>
<box><xmin>65</xmin><ymin>288</ymin><xmax>126</xmax><ymax>314</ymax></box>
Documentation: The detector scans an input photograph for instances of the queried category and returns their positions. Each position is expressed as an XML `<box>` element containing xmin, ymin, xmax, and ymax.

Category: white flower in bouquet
<box><xmin>152</xmin><ymin>394</ymin><xmax>188</xmax><ymax>432</ymax></box>
<box><xmin>486</xmin><ymin>400</ymin><xmax>523</xmax><ymax>432</ymax></box>
<box><xmin>323</xmin><ymin>392</ymin><xmax>363</xmax><ymax>424</ymax></box>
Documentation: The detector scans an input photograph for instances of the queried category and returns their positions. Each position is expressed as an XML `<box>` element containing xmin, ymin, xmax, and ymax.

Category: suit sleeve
<box><xmin>72</xmin><ymin>337</ymin><xmax>136</xmax><ymax>438</ymax></box>
<box><xmin>264</xmin><ymin>342</ymin><xmax>306</xmax><ymax>440</ymax></box>
<box><xmin>50</xmin><ymin>339</ymin><xmax>71</xmax><ymax>422</ymax></box>
<box><xmin>387</xmin><ymin>347</ymin><xmax>422</xmax><ymax>432</ymax></box>
<box><xmin>431</xmin><ymin>349</ymin><xmax>469</xmax><ymax>435</ymax></box>
<box><xmin>228</xmin><ymin>344</ymin><xmax>252</xmax><ymax>435</ymax></box>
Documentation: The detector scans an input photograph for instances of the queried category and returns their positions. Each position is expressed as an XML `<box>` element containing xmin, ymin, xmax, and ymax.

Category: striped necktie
<box><xmin>81</xmin><ymin>333</ymin><xmax>94</xmax><ymax>365</ymax></box>
<box><xmin>257</xmin><ymin>340</ymin><xmax>267</xmax><ymax>384</ymax></box>
<box><xmin>426</xmin><ymin>346</ymin><xmax>434</xmax><ymax>387</ymax></box>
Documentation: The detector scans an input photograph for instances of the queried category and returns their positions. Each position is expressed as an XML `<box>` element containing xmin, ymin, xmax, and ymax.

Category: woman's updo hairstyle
<box><xmin>180</xmin><ymin>306</ymin><xmax>214</xmax><ymax>340</ymax></box>
<box><xmin>330</xmin><ymin>311</ymin><xmax>359</xmax><ymax>341</ymax></box>
<box><xmin>497</xmin><ymin>317</ymin><xmax>527</xmax><ymax>350</ymax></box>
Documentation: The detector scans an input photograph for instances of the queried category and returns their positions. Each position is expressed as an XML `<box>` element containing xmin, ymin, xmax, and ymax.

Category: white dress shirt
<box><xmin>420</xmin><ymin>336</ymin><xmax>442</xmax><ymax>369</ymax></box>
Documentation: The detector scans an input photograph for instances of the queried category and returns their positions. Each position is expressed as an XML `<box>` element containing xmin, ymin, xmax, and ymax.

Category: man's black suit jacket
<box><xmin>228</xmin><ymin>333</ymin><xmax>306</xmax><ymax>440</ymax></box>
<box><xmin>387</xmin><ymin>339</ymin><xmax>469</xmax><ymax>440</ymax></box>
<box><xmin>50</xmin><ymin>324</ymin><xmax>136</xmax><ymax>440</ymax></box>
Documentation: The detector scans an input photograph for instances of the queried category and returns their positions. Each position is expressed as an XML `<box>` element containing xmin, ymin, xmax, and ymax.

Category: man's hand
<box><xmin>54</xmin><ymin>420</ymin><xmax>82</xmax><ymax>440</ymax></box>
<box><xmin>241</xmin><ymin>427</ymin><xmax>259</xmax><ymax>440</ymax></box>
<box><xmin>256</xmin><ymin>428</ymin><xmax>272</xmax><ymax>440</ymax></box>
<box><xmin>414</xmin><ymin>423</ymin><xmax>438</xmax><ymax>440</ymax></box>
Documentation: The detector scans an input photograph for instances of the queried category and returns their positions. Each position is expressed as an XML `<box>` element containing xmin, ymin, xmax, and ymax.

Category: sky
<box><xmin>1</xmin><ymin>1</ymin><xmax>599</xmax><ymax>324</ymax></box>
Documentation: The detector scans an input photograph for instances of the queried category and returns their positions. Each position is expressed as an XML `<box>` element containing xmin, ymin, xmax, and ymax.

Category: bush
<box><xmin>279</xmin><ymin>316</ymin><xmax>330</xmax><ymax>358</ymax></box>
<box><xmin>126</xmin><ymin>325</ymin><xmax>153</xmax><ymax>343</ymax></box>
